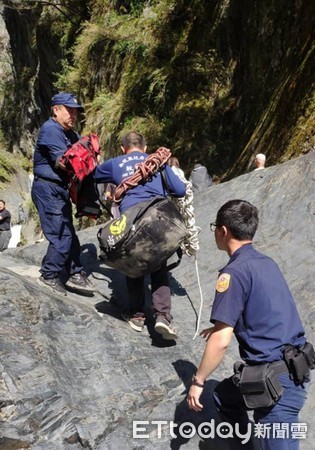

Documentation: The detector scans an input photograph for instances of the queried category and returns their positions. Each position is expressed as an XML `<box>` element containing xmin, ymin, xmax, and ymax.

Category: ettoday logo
<box><xmin>133</xmin><ymin>420</ymin><xmax>308</xmax><ymax>443</ymax></box>
<box><xmin>133</xmin><ymin>420</ymin><xmax>252</xmax><ymax>444</ymax></box>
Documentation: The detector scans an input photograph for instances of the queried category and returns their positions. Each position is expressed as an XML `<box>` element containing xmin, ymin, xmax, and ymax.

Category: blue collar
<box><xmin>219</xmin><ymin>242</ymin><xmax>254</xmax><ymax>271</ymax></box>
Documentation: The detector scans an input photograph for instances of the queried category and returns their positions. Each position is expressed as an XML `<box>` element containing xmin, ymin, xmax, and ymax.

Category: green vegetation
<box><xmin>0</xmin><ymin>0</ymin><xmax>314</xmax><ymax>180</ymax></box>
<box><xmin>0</xmin><ymin>148</ymin><xmax>16</xmax><ymax>183</ymax></box>
<box><xmin>18</xmin><ymin>231</ymin><xmax>27</xmax><ymax>247</ymax></box>
<box><xmin>58</xmin><ymin>0</ymin><xmax>236</xmax><ymax>170</ymax></box>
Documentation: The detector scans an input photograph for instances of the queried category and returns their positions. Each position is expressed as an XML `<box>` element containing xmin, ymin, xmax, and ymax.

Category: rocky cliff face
<box><xmin>0</xmin><ymin>152</ymin><xmax>314</xmax><ymax>449</ymax></box>
<box><xmin>1</xmin><ymin>2</ymin><xmax>63</xmax><ymax>155</ymax></box>
<box><xmin>224</xmin><ymin>0</ymin><xmax>315</xmax><ymax>176</ymax></box>
<box><xmin>0</xmin><ymin>0</ymin><xmax>314</xmax><ymax>179</ymax></box>
<box><xmin>0</xmin><ymin>8</ymin><xmax>11</xmax><ymax>108</ymax></box>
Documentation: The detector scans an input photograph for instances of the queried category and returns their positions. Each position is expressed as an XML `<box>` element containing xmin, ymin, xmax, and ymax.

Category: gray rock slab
<box><xmin>0</xmin><ymin>152</ymin><xmax>314</xmax><ymax>449</ymax></box>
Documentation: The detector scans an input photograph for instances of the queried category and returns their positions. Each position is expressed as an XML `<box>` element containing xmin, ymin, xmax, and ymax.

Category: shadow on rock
<box><xmin>92</xmin><ymin>260</ymin><xmax>179</xmax><ymax>347</ymax></box>
<box><xmin>169</xmin><ymin>271</ymin><xmax>189</xmax><ymax>297</ymax></box>
<box><xmin>146</xmin><ymin>316</ymin><xmax>177</xmax><ymax>348</ymax></box>
<box><xmin>171</xmin><ymin>359</ymin><xmax>258</xmax><ymax>450</ymax></box>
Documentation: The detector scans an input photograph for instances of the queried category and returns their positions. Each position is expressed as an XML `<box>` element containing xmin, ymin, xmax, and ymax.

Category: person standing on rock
<box><xmin>95</xmin><ymin>131</ymin><xmax>186</xmax><ymax>340</ymax></box>
<box><xmin>32</xmin><ymin>92</ymin><xmax>93</xmax><ymax>296</ymax></box>
<box><xmin>0</xmin><ymin>200</ymin><xmax>12</xmax><ymax>252</ymax></box>
<box><xmin>187</xmin><ymin>199</ymin><xmax>313</xmax><ymax>449</ymax></box>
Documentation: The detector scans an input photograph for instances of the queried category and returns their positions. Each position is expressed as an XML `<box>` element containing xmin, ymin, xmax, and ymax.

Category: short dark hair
<box><xmin>121</xmin><ymin>131</ymin><xmax>146</xmax><ymax>150</ymax></box>
<box><xmin>0</xmin><ymin>199</ymin><xmax>5</xmax><ymax>205</ymax></box>
<box><xmin>216</xmin><ymin>200</ymin><xmax>258</xmax><ymax>240</ymax></box>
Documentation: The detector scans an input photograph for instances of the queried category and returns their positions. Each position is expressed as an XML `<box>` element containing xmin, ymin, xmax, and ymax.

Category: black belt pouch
<box><xmin>238</xmin><ymin>364</ymin><xmax>284</xmax><ymax>409</ymax></box>
<box><xmin>283</xmin><ymin>341</ymin><xmax>315</xmax><ymax>383</ymax></box>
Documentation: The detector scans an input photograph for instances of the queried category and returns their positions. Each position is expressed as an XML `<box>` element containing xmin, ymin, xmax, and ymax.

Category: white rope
<box><xmin>168</xmin><ymin>167</ymin><xmax>203</xmax><ymax>338</ymax></box>
<box><xmin>192</xmin><ymin>256</ymin><xmax>204</xmax><ymax>340</ymax></box>
<box><xmin>170</xmin><ymin>167</ymin><xmax>200</xmax><ymax>256</ymax></box>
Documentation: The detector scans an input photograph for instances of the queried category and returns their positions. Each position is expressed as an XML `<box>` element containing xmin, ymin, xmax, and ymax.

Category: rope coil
<box><xmin>114</xmin><ymin>147</ymin><xmax>171</xmax><ymax>202</ymax></box>
<box><xmin>169</xmin><ymin>166</ymin><xmax>200</xmax><ymax>256</ymax></box>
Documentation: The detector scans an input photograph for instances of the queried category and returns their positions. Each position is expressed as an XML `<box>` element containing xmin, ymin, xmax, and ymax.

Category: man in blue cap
<box><xmin>32</xmin><ymin>92</ymin><xmax>93</xmax><ymax>295</ymax></box>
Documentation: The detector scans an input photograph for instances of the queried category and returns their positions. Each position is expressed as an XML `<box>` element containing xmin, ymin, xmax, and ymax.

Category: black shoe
<box><xmin>37</xmin><ymin>275</ymin><xmax>67</xmax><ymax>296</ymax></box>
<box><xmin>66</xmin><ymin>271</ymin><xmax>94</xmax><ymax>295</ymax></box>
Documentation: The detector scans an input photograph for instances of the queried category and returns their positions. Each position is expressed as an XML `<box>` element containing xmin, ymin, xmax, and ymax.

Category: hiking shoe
<box><xmin>121</xmin><ymin>312</ymin><xmax>145</xmax><ymax>332</ymax></box>
<box><xmin>37</xmin><ymin>275</ymin><xmax>67</xmax><ymax>296</ymax></box>
<box><xmin>154</xmin><ymin>315</ymin><xmax>178</xmax><ymax>340</ymax></box>
<box><xmin>66</xmin><ymin>271</ymin><xmax>94</xmax><ymax>295</ymax></box>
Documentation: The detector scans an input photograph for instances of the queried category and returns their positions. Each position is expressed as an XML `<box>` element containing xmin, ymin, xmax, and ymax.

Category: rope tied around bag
<box><xmin>113</xmin><ymin>147</ymin><xmax>171</xmax><ymax>203</ymax></box>
<box><xmin>169</xmin><ymin>167</ymin><xmax>200</xmax><ymax>257</ymax></box>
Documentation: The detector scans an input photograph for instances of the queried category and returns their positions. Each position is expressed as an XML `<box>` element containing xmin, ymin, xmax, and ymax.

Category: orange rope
<box><xmin>113</xmin><ymin>147</ymin><xmax>171</xmax><ymax>202</ymax></box>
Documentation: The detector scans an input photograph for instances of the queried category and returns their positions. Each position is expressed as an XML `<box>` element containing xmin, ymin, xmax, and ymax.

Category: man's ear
<box><xmin>121</xmin><ymin>145</ymin><xmax>126</xmax><ymax>154</ymax></box>
<box><xmin>221</xmin><ymin>225</ymin><xmax>229</xmax><ymax>237</ymax></box>
<box><xmin>144</xmin><ymin>145</ymin><xmax>147</xmax><ymax>152</ymax></box>
<box><xmin>52</xmin><ymin>105</ymin><xmax>59</xmax><ymax>117</ymax></box>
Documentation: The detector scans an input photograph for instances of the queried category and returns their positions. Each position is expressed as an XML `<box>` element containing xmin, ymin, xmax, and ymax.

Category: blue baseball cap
<box><xmin>51</xmin><ymin>92</ymin><xmax>84</xmax><ymax>111</ymax></box>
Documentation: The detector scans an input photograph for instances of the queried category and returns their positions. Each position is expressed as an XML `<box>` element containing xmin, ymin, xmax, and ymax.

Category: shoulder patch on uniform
<box><xmin>216</xmin><ymin>273</ymin><xmax>231</xmax><ymax>293</ymax></box>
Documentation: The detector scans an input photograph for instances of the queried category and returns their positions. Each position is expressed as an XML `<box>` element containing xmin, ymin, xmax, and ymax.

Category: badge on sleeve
<box><xmin>216</xmin><ymin>273</ymin><xmax>231</xmax><ymax>293</ymax></box>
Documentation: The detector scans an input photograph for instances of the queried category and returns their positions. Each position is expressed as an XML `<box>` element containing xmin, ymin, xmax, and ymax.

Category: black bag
<box><xmin>75</xmin><ymin>172</ymin><xmax>103</xmax><ymax>219</ymax></box>
<box><xmin>97</xmin><ymin>196</ymin><xmax>188</xmax><ymax>278</ymax></box>
<box><xmin>234</xmin><ymin>363</ymin><xmax>284</xmax><ymax>409</ymax></box>
<box><xmin>283</xmin><ymin>342</ymin><xmax>315</xmax><ymax>384</ymax></box>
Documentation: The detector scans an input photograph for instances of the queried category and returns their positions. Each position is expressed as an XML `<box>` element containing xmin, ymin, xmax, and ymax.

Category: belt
<box><xmin>269</xmin><ymin>360</ymin><xmax>289</xmax><ymax>376</ymax></box>
<box><xmin>34</xmin><ymin>176</ymin><xmax>68</xmax><ymax>188</ymax></box>
<box><xmin>242</xmin><ymin>360</ymin><xmax>289</xmax><ymax>376</ymax></box>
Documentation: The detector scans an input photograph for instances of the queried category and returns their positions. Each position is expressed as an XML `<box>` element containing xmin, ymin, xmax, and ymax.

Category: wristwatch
<box><xmin>191</xmin><ymin>374</ymin><xmax>205</xmax><ymax>388</ymax></box>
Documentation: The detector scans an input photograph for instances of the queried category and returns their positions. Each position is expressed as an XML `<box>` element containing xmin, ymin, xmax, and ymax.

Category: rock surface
<box><xmin>0</xmin><ymin>152</ymin><xmax>314</xmax><ymax>449</ymax></box>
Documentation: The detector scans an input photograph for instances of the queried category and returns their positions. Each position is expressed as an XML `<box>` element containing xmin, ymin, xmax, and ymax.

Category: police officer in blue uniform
<box><xmin>187</xmin><ymin>199</ymin><xmax>311</xmax><ymax>449</ymax></box>
<box><xmin>95</xmin><ymin>131</ymin><xmax>186</xmax><ymax>339</ymax></box>
<box><xmin>32</xmin><ymin>92</ymin><xmax>93</xmax><ymax>295</ymax></box>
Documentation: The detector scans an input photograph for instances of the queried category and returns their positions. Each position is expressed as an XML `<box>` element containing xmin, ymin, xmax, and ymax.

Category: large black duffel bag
<box><xmin>97</xmin><ymin>196</ymin><xmax>188</xmax><ymax>278</ymax></box>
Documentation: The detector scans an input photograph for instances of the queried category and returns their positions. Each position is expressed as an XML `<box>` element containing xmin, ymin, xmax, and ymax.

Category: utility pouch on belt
<box><xmin>233</xmin><ymin>363</ymin><xmax>284</xmax><ymax>409</ymax></box>
<box><xmin>283</xmin><ymin>341</ymin><xmax>315</xmax><ymax>384</ymax></box>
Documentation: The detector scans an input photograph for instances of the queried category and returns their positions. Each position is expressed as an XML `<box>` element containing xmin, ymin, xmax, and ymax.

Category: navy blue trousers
<box><xmin>31</xmin><ymin>180</ymin><xmax>83</xmax><ymax>279</ymax></box>
<box><xmin>213</xmin><ymin>372</ymin><xmax>309</xmax><ymax>449</ymax></box>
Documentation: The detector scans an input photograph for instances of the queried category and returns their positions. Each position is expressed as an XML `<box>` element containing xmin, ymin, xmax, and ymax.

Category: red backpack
<box><xmin>61</xmin><ymin>133</ymin><xmax>102</xmax><ymax>218</ymax></box>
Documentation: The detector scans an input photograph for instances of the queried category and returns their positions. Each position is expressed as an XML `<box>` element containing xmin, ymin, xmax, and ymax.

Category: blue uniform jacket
<box><xmin>95</xmin><ymin>151</ymin><xmax>186</xmax><ymax>213</ymax></box>
<box><xmin>211</xmin><ymin>243</ymin><xmax>305</xmax><ymax>363</ymax></box>
<box><xmin>33</xmin><ymin>118</ymin><xmax>79</xmax><ymax>183</ymax></box>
